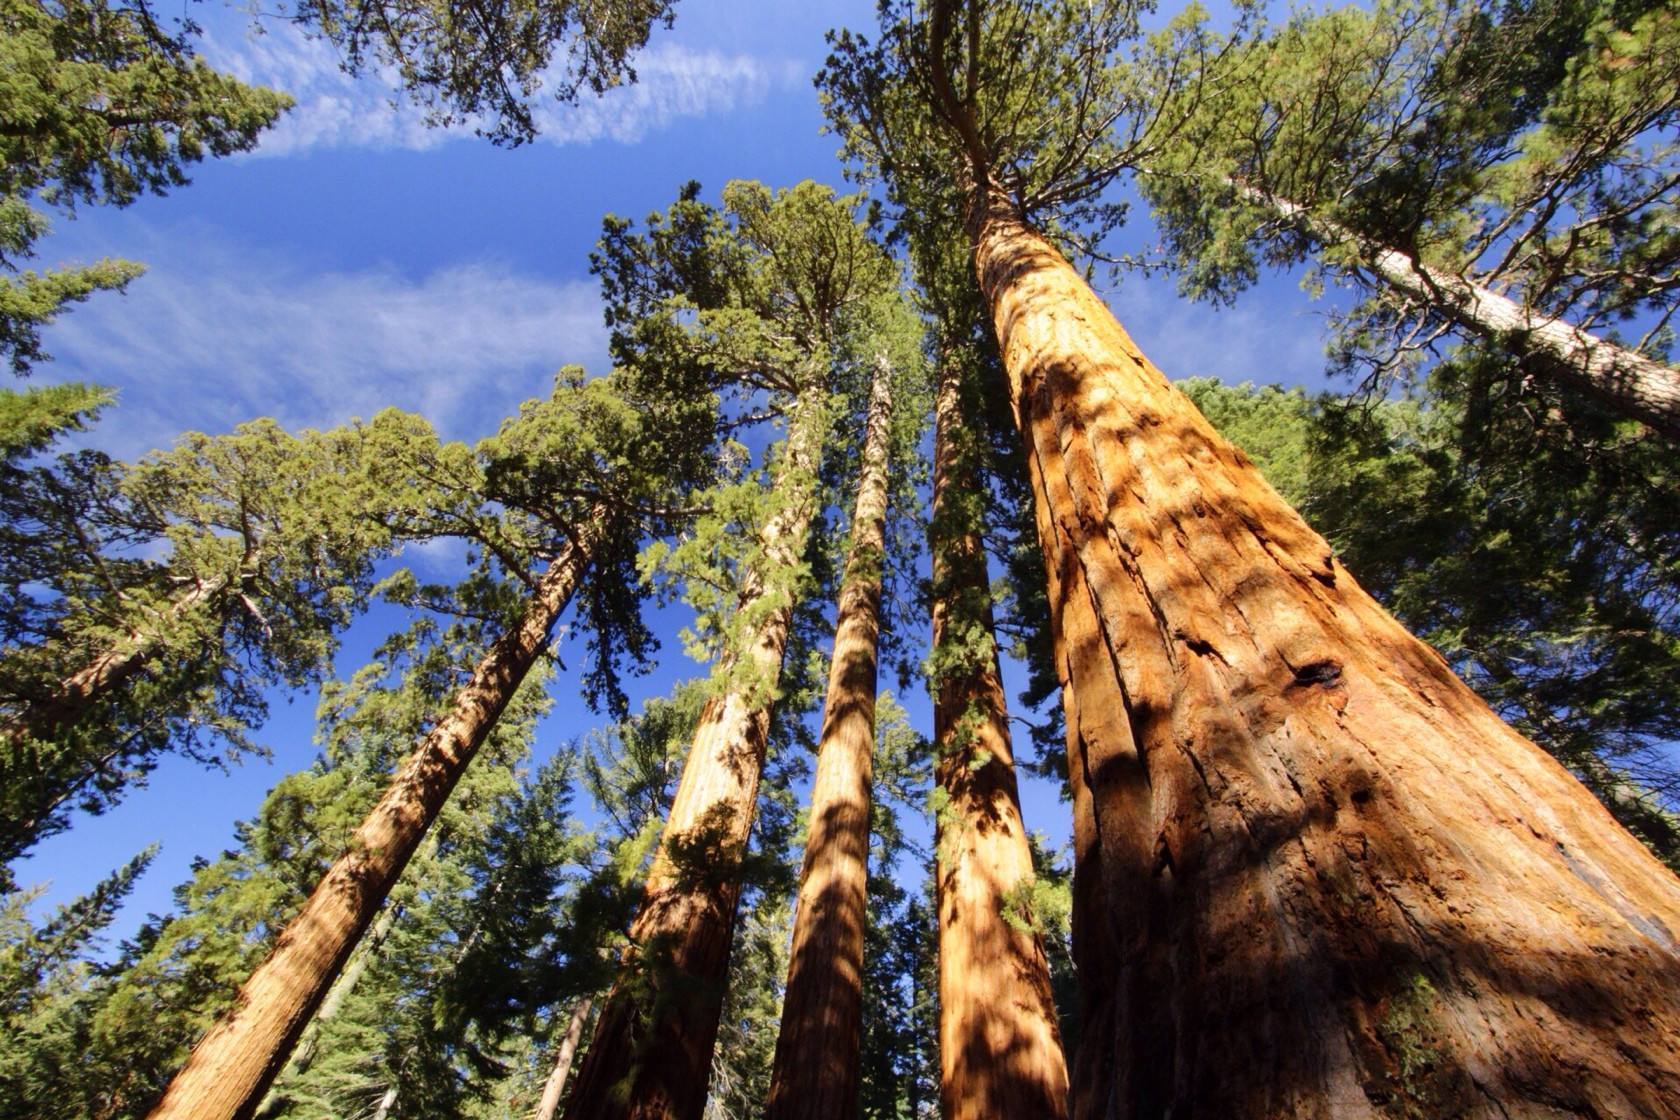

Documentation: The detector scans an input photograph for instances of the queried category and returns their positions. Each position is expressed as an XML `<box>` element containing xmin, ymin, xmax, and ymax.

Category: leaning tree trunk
<box><xmin>534</xmin><ymin>996</ymin><xmax>596</xmax><ymax>1120</ymax></box>
<box><xmin>765</xmin><ymin>358</ymin><xmax>893</xmax><ymax>1120</ymax></box>
<box><xmin>1255</xmin><ymin>188</ymin><xmax>1680</xmax><ymax>440</ymax></box>
<box><xmin>0</xmin><ymin>569</ymin><xmax>234</xmax><ymax>860</ymax></box>
<box><xmin>927</xmin><ymin>356</ymin><xmax>1070</xmax><ymax>1120</ymax></box>
<box><xmin>144</xmin><ymin>525</ymin><xmax>601</xmax><ymax>1120</ymax></box>
<box><xmin>562</xmin><ymin>390</ymin><xmax>828</xmax><ymax>1120</ymax></box>
<box><xmin>251</xmin><ymin>833</ymin><xmax>436</xmax><ymax>1120</ymax></box>
<box><xmin>969</xmin><ymin>185</ymin><xmax>1680</xmax><ymax>1119</ymax></box>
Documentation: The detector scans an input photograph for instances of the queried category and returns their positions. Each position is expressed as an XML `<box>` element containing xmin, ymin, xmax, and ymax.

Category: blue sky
<box><xmin>21</xmin><ymin>0</ymin><xmax>1346</xmax><ymax>938</ymax></box>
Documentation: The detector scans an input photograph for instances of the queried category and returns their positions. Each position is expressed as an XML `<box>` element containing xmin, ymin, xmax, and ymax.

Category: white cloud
<box><xmin>202</xmin><ymin>23</ymin><xmax>804</xmax><ymax>156</ymax></box>
<box><xmin>45</xmin><ymin>231</ymin><xmax>608</xmax><ymax>458</ymax></box>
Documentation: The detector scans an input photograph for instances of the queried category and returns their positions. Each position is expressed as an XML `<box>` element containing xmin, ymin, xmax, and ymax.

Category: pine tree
<box><xmin>822</xmin><ymin>1</ymin><xmax>1680</xmax><ymax>1114</ymax></box>
<box><xmin>1136</xmin><ymin>0</ymin><xmax>1680</xmax><ymax>438</ymax></box>
<box><xmin>0</xmin><ymin>0</ymin><xmax>289</xmax><ymax>374</ymax></box>
<box><xmin>0</xmin><ymin>846</ymin><xmax>155</xmax><ymax>1119</ymax></box>
<box><xmin>0</xmin><ymin>409</ymin><xmax>446</xmax><ymax>880</ymax></box>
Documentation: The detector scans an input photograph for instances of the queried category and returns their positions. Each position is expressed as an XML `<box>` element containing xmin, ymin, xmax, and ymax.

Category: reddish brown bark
<box><xmin>765</xmin><ymin>359</ymin><xmax>893</xmax><ymax>1120</ymax></box>
<box><xmin>971</xmin><ymin>189</ymin><xmax>1680</xmax><ymax>1118</ymax></box>
<box><xmin>928</xmin><ymin>358</ymin><xmax>1070</xmax><ymax>1120</ymax></box>
<box><xmin>144</xmin><ymin>528</ymin><xmax>599</xmax><ymax>1120</ymax></box>
<box><xmin>562</xmin><ymin>392</ymin><xmax>827</xmax><ymax>1120</ymax></box>
<box><xmin>535</xmin><ymin>996</ymin><xmax>596</xmax><ymax>1120</ymax></box>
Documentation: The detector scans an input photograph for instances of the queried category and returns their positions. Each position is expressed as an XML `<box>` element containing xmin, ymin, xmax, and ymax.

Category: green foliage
<box><xmin>704</xmin><ymin>896</ymin><xmax>791</xmax><ymax>1119</ymax></box>
<box><xmin>0</xmin><ymin>602</ymin><xmax>550</xmax><ymax>1120</ymax></box>
<box><xmin>0</xmin><ymin>409</ymin><xmax>452</xmax><ymax>877</ymax></box>
<box><xmin>1184</xmin><ymin>371</ymin><xmax>1680</xmax><ymax>868</ymax></box>
<box><xmin>1137</xmin><ymin>0</ymin><xmax>1679</xmax><ymax>383</ymax></box>
<box><xmin>280</xmin><ymin>0</ymin><xmax>676</xmax><ymax>146</ymax></box>
<box><xmin>598</xmin><ymin>180</ymin><xmax>903</xmax><ymax>710</ymax></box>
<box><xmin>819</xmin><ymin>0</ymin><xmax>1246</xmax><ymax>258</ymax></box>
<box><xmin>0</xmin><ymin>382</ymin><xmax>111</xmax><ymax>460</ymax></box>
<box><xmin>0</xmin><ymin>0</ymin><xmax>289</xmax><ymax>372</ymax></box>
<box><xmin>0</xmin><ymin>845</ymin><xmax>154</xmax><ymax>1120</ymax></box>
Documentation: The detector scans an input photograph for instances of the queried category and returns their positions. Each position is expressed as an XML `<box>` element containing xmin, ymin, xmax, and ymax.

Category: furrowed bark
<box><xmin>144</xmin><ymin>525</ymin><xmax>601</xmax><ymax>1120</ymax></box>
<box><xmin>971</xmin><ymin>187</ymin><xmax>1680</xmax><ymax>1118</ymax></box>
<box><xmin>534</xmin><ymin>995</ymin><xmax>596</xmax><ymax>1120</ymax></box>
<box><xmin>562</xmin><ymin>391</ymin><xmax>828</xmax><ymax>1120</ymax></box>
<box><xmin>765</xmin><ymin>357</ymin><xmax>894</xmax><ymax>1120</ymax></box>
<box><xmin>928</xmin><ymin>357</ymin><xmax>1070</xmax><ymax>1120</ymax></box>
<box><xmin>1258</xmin><ymin>188</ymin><xmax>1680</xmax><ymax>440</ymax></box>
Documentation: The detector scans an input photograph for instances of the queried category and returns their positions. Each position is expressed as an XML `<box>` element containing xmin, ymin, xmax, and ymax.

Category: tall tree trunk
<box><xmin>251</xmin><ymin>849</ymin><xmax>427</xmax><ymax>1120</ymax></box>
<box><xmin>562</xmin><ymin>391</ymin><xmax>828</xmax><ymax>1120</ymax></box>
<box><xmin>144</xmin><ymin>526</ymin><xmax>601</xmax><ymax>1120</ymax></box>
<box><xmin>0</xmin><ymin>570</ymin><xmax>233</xmax><ymax>859</ymax></box>
<box><xmin>927</xmin><ymin>356</ymin><xmax>1070</xmax><ymax>1120</ymax></box>
<box><xmin>534</xmin><ymin>996</ymin><xmax>596</xmax><ymax>1120</ymax></box>
<box><xmin>765</xmin><ymin>358</ymin><xmax>894</xmax><ymax>1120</ymax></box>
<box><xmin>1256</xmin><ymin>187</ymin><xmax>1680</xmax><ymax>440</ymax></box>
<box><xmin>969</xmin><ymin>186</ymin><xmax>1680</xmax><ymax>1118</ymax></box>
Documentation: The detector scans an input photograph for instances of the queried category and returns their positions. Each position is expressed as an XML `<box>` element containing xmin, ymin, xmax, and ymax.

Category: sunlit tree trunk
<box><xmin>250</xmin><ymin>886</ymin><xmax>409</xmax><ymax>1120</ymax></box>
<box><xmin>144</xmin><ymin>525</ymin><xmax>601</xmax><ymax>1120</ymax></box>
<box><xmin>1254</xmin><ymin>187</ymin><xmax>1680</xmax><ymax>440</ymax></box>
<box><xmin>765</xmin><ymin>359</ymin><xmax>893</xmax><ymax>1120</ymax></box>
<box><xmin>534</xmin><ymin>995</ymin><xmax>596</xmax><ymax>1120</ymax></box>
<box><xmin>562</xmin><ymin>391</ymin><xmax>828</xmax><ymax>1120</ymax></box>
<box><xmin>970</xmin><ymin>186</ymin><xmax>1680</xmax><ymax>1118</ymax></box>
<box><xmin>928</xmin><ymin>357</ymin><xmax>1070</xmax><ymax>1120</ymax></box>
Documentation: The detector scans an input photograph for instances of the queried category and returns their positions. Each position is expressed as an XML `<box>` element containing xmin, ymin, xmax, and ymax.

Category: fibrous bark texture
<box><xmin>535</xmin><ymin>996</ymin><xmax>596</xmax><ymax>1120</ymax></box>
<box><xmin>929</xmin><ymin>359</ymin><xmax>1070</xmax><ymax>1120</ymax></box>
<box><xmin>562</xmin><ymin>393</ymin><xmax>827</xmax><ymax>1120</ymax></box>
<box><xmin>766</xmin><ymin>360</ymin><xmax>893</xmax><ymax>1120</ymax></box>
<box><xmin>971</xmin><ymin>190</ymin><xmax>1680</xmax><ymax>1119</ymax></box>
<box><xmin>1260</xmin><ymin>188</ymin><xmax>1680</xmax><ymax>441</ymax></box>
<box><xmin>144</xmin><ymin>530</ymin><xmax>599</xmax><ymax>1120</ymax></box>
<box><xmin>252</xmin><ymin>879</ymin><xmax>409</xmax><ymax>1120</ymax></box>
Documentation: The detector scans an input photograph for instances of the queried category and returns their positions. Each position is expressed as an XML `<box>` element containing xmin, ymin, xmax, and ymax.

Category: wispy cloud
<box><xmin>202</xmin><ymin>24</ymin><xmax>805</xmax><ymax>156</ymax></box>
<box><xmin>1095</xmin><ymin>270</ymin><xmax>1339</xmax><ymax>392</ymax></box>
<box><xmin>45</xmin><ymin>228</ymin><xmax>608</xmax><ymax>458</ymax></box>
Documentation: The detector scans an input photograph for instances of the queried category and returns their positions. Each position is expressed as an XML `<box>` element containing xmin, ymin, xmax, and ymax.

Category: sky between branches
<box><xmin>22</xmin><ymin>0</ymin><xmax>1345</xmax><ymax>933</ymax></box>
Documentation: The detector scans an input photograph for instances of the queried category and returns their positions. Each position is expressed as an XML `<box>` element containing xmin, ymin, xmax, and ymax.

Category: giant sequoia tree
<box><xmin>1182</xmin><ymin>374</ymin><xmax>1680</xmax><ymax>869</ymax></box>
<box><xmin>823</xmin><ymin>0</ymin><xmax>1680</xmax><ymax>1115</ymax></box>
<box><xmin>562</xmin><ymin>180</ymin><xmax>900</xmax><ymax>1120</ymax></box>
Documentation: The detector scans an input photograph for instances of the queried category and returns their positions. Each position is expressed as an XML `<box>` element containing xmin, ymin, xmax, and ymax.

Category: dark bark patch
<box><xmin>1288</xmin><ymin>659</ymin><xmax>1345</xmax><ymax>691</ymax></box>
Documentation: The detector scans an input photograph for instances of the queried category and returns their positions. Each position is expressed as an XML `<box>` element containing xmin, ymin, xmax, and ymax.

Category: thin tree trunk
<box><xmin>969</xmin><ymin>186</ymin><xmax>1680</xmax><ymax>1118</ymax></box>
<box><xmin>765</xmin><ymin>358</ymin><xmax>894</xmax><ymax>1120</ymax></box>
<box><xmin>1256</xmin><ymin>187</ymin><xmax>1680</xmax><ymax>440</ymax></box>
<box><xmin>562</xmin><ymin>391</ymin><xmax>829</xmax><ymax>1120</ymax></box>
<box><xmin>144</xmin><ymin>525</ymin><xmax>601</xmax><ymax>1120</ymax></box>
<box><xmin>534</xmin><ymin>996</ymin><xmax>596</xmax><ymax>1120</ymax></box>
<box><xmin>927</xmin><ymin>356</ymin><xmax>1070</xmax><ymax>1120</ymax></box>
<box><xmin>0</xmin><ymin>571</ymin><xmax>232</xmax><ymax>857</ymax></box>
